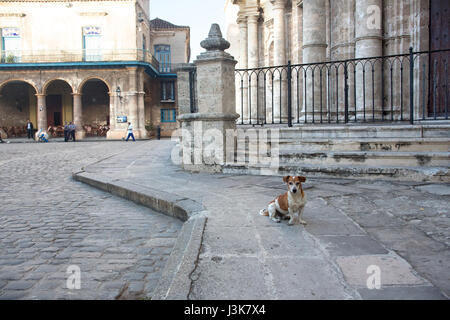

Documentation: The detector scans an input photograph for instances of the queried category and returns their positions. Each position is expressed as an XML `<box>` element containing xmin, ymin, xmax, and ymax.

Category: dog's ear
<box><xmin>299</xmin><ymin>176</ymin><xmax>306</xmax><ymax>182</ymax></box>
<box><xmin>283</xmin><ymin>176</ymin><xmax>291</xmax><ymax>183</ymax></box>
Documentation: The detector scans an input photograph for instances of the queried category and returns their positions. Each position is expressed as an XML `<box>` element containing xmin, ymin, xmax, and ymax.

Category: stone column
<box><xmin>137</xmin><ymin>92</ymin><xmax>147</xmax><ymax>138</ymax></box>
<box><xmin>331</xmin><ymin>0</ymin><xmax>355</xmax><ymax>121</ymax></box>
<box><xmin>127</xmin><ymin>67</ymin><xmax>140</xmax><ymax>138</ymax></box>
<box><xmin>36</xmin><ymin>94</ymin><xmax>47</xmax><ymax>133</ymax></box>
<box><xmin>176</xmin><ymin>63</ymin><xmax>197</xmax><ymax>115</ymax></box>
<box><xmin>247</xmin><ymin>13</ymin><xmax>260</xmax><ymax>123</ymax></box>
<box><xmin>137</xmin><ymin>70</ymin><xmax>147</xmax><ymax>138</ymax></box>
<box><xmin>107</xmin><ymin>92</ymin><xmax>119</xmax><ymax>139</ymax></box>
<box><xmin>302</xmin><ymin>0</ymin><xmax>328</xmax><ymax>121</ymax></box>
<box><xmin>271</xmin><ymin>0</ymin><xmax>287</xmax><ymax>123</ymax></box>
<box><xmin>72</xmin><ymin>93</ymin><xmax>85</xmax><ymax>140</ymax></box>
<box><xmin>355</xmin><ymin>0</ymin><xmax>383</xmax><ymax>120</ymax></box>
<box><xmin>178</xmin><ymin>24</ymin><xmax>239</xmax><ymax>173</ymax></box>
<box><xmin>237</xmin><ymin>15</ymin><xmax>249</xmax><ymax>123</ymax></box>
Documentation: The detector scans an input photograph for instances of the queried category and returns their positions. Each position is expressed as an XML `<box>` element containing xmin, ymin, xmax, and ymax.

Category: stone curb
<box><xmin>72</xmin><ymin>170</ymin><xmax>207</xmax><ymax>300</ymax></box>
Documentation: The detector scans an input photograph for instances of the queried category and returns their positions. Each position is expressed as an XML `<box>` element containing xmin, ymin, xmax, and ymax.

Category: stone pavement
<box><xmin>0</xmin><ymin>141</ymin><xmax>182</xmax><ymax>300</ymax></box>
<box><xmin>76</xmin><ymin>140</ymin><xmax>449</xmax><ymax>300</ymax></box>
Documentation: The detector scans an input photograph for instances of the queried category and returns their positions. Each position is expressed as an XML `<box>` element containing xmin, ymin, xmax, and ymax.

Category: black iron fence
<box><xmin>235</xmin><ymin>48</ymin><xmax>449</xmax><ymax>126</ymax></box>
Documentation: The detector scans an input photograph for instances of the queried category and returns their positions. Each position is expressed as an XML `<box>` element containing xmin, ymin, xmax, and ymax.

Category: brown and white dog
<box><xmin>259</xmin><ymin>176</ymin><xmax>307</xmax><ymax>225</ymax></box>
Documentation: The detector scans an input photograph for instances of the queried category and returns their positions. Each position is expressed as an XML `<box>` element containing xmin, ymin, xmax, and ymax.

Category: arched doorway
<box><xmin>80</xmin><ymin>79</ymin><xmax>110</xmax><ymax>137</ymax></box>
<box><xmin>0</xmin><ymin>80</ymin><xmax>37</xmax><ymax>138</ymax></box>
<box><xmin>44</xmin><ymin>80</ymin><xmax>73</xmax><ymax>136</ymax></box>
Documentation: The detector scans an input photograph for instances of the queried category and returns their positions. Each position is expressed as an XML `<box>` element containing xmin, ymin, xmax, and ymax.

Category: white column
<box><xmin>271</xmin><ymin>0</ymin><xmax>287</xmax><ymax>123</ymax></box>
<box><xmin>330</xmin><ymin>0</ymin><xmax>355</xmax><ymax>121</ymax></box>
<box><xmin>127</xmin><ymin>67</ymin><xmax>139</xmax><ymax>136</ymax></box>
<box><xmin>36</xmin><ymin>94</ymin><xmax>47</xmax><ymax>132</ymax></box>
<box><xmin>237</xmin><ymin>15</ymin><xmax>249</xmax><ymax>123</ymax></box>
<box><xmin>355</xmin><ymin>0</ymin><xmax>383</xmax><ymax>120</ymax></box>
<box><xmin>303</xmin><ymin>0</ymin><xmax>328</xmax><ymax>121</ymax></box>
<box><xmin>72</xmin><ymin>93</ymin><xmax>85</xmax><ymax>139</ymax></box>
<box><xmin>107</xmin><ymin>92</ymin><xmax>119</xmax><ymax>139</ymax></box>
<box><xmin>137</xmin><ymin>70</ymin><xmax>147</xmax><ymax>138</ymax></box>
<box><xmin>247</xmin><ymin>13</ymin><xmax>259</xmax><ymax>123</ymax></box>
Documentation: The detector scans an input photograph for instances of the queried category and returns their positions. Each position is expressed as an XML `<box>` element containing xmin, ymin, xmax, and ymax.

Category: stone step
<box><xmin>238</xmin><ymin>138</ymin><xmax>450</xmax><ymax>152</ymax></box>
<box><xmin>241</xmin><ymin>150</ymin><xmax>450</xmax><ymax>167</ymax></box>
<box><xmin>223</xmin><ymin>162</ymin><xmax>450</xmax><ymax>183</ymax></box>
<box><xmin>236</xmin><ymin>123</ymin><xmax>450</xmax><ymax>139</ymax></box>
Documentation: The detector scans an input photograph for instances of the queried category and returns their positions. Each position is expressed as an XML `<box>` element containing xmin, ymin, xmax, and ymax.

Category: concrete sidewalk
<box><xmin>73</xmin><ymin>140</ymin><xmax>448</xmax><ymax>300</ymax></box>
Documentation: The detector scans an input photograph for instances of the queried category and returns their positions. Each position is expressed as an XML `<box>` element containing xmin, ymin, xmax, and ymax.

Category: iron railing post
<box><xmin>409</xmin><ymin>47</ymin><xmax>414</xmax><ymax>124</ymax></box>
<box><xmin>287</xmin><ymin>60</ymin><xmax>292</xmax><ymax>127</ymax></box>
<box><xmin>344</xmin><ymin>61</ymin><xmax>349</xmax><ymax>123</ymax></box>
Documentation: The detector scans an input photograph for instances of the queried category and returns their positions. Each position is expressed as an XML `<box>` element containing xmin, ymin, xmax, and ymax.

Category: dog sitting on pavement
<box><xmin>259</xmin><ymin>176</ymin><xmax>307</xmax><ymax>225</ymax></box>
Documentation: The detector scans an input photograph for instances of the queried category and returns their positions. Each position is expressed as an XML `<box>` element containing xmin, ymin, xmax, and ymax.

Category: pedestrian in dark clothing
<box><xmin>64</xmin><ymin>122</ymin><xmax>69</xmax><ymax>142</ymax></box>
<box><xmin>69</xmin><ymin>122</ymin><xmax>76</xmax><ymax>142</ymax></box>
<box><xmin>26</xmin><ymin>120</ymin><xmax>34</xmax><ymax>139</ymax></box>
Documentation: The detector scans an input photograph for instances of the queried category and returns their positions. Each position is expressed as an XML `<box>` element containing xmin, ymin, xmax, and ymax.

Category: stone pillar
<box><xmin>127</xmin><ymin>67</ymin><xmax>140</xmax><ymax>138</ymax></box>
<box><xmin>271</xmin><ymin>0</ymin><xmax>287</xmax><ymax>123</ymax></box>
<box><xmin>291</xmin><ymin>1</ymin><xmax>303</xmax><ymax>122</ymax></box>
<box><xmin>72</xmin><ymin>93</ymin><xmax>85</xmax><ymax>140</ymax></box>
<box><xmin>107</xmin><ymin>92</ymin><xmax>119</xmax><ymax>139</ymax></box>
<box><xmin>36</xmin><ymin>94</ymin><xmax>47</xmax><ymax>132</ymax></box>
<box><xmin>237</xmin><ymin>15</ymin><xmax>249</xmax><ymax>123</ymax></box>
<box><xmin>178</xmin><ymin>24</ymin><xmax>239</xmax><ymax>173</ymax></box>
<box><xmin>355</xmin><ymin>0</ymin><xmax>383</xmax><ymax>120</ymax></box>
<box><xmin>247</xmin><ymin>13</ymin><xmax>260</xmax><ymax>123</ymax></box>
<box><xmin>331</xmin><ymin>0</ymin><xmax>355</xmax><ymax>121</ymax></box>
<box><xmin>137</xmin><ymin>91</ymin><xmax>147</xmax><ymax>138</ymax></box>
<box><xmin>302</xmin><ymin>0</ymin><xmax>328</xmax><ymax>121</ymax></box>
<box><xmin>176</xmin><ymin>63</ymin><xmax>197</xmax><ymax>115</ymax></box>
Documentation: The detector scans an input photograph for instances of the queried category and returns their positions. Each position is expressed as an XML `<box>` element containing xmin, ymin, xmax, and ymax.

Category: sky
<box><xmin>150</xmin><ymin>0</ymin><xmax>227</xmax><ymax>62</ymax></box>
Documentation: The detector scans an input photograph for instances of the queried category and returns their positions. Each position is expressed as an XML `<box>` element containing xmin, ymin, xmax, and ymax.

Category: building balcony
<box><xmin>0</xmin><ymin>49</ymin><xmax>178</xmax><ymax>75</ymax></box>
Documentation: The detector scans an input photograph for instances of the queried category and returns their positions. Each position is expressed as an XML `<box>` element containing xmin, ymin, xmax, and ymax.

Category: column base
<box><xmin>75</xmin><ymin>130</ymin><xmax>86</xmax><ymax>140</ymax></box>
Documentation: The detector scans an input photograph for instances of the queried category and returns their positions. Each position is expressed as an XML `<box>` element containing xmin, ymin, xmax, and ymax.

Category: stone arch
<box><xmin>0</xmin><ymin>79</ymin><xmax>39</xmax><ymax>95</ymax></box>
<box><xmin>79</xmin><ymin>78</ymin><xmax>111</xmax><ymax>135</ymax></box>
<box><xmin>42</xmin><ymin>78</ymin><xmax>74</xmax><ymax>95</ymax></box>
<box><xmin>0</xmin><ymin>79</ymin><xmax>39</xmax><ymax>135</ymax></box>
<box><xmin>44</xmin><ymin>79</ymin><xmax>74</xmax><ymax>128</ymax></box>
<box><xmin>77</xmin><ymin>76</ymin><xmax>112</xmax><ymax>94</ymax></box>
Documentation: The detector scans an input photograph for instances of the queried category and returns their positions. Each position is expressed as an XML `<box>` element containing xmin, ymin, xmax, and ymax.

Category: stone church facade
<box><xmin>225</xmin><ymin>0</ymin><xmax>448</xmax><ymax>124</ymax></box>
<box><xmin>0</xmin><ymin>0</ymin><xmax>190</xmax><ymax>139</ymax></box>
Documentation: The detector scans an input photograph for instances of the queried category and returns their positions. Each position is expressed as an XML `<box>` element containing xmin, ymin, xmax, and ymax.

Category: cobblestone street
<box><xmin>0</xmin><ymin>141</ymin><xmax>182</xmax><ymax>300</ymax></box>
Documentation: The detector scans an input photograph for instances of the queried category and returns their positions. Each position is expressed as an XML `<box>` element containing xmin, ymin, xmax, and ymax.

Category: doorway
<box><xmin>429</xmin><ymin>0</ymin><xmax>450</xmax><ymax>117</ymax></box>
<box><xmin>46</xmin><ymin>95</ymin><xmax>62</xmax><ymax>127</ymax></box>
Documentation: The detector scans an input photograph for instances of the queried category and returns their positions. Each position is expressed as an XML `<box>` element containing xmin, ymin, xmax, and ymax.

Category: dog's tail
<box><xmin>259</xmin><ymin>208</ymin><xmax>269</xmax><ymax>216</ymax></box>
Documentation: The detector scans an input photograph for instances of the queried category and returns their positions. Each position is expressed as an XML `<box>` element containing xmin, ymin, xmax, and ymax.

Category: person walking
<box><xmin>26</xmin><ymin>120</ymin><xmax>34</xmax><ymax>139</ymax></box>
<box><xmin>63</xmin><ymin>121</ymin><xmax>69</xmax><ymax>142</ymax></box>
<box><xmin>125</xmin><ymin>122</ymin><xmax>135</xmax><ymax>142</ymax></box>
<box><xmin>69</xmin><ymin>122</ymin><xmax>76</xmax><ymax>142</ymax></box>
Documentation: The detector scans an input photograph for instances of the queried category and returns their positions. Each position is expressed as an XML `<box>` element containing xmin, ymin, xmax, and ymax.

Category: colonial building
<box><xmin>0</xmin><ymin>0</ymin><xmax>190</xmax><ymax>139</ymax></box>
<box><xmin>225</xmin><ymin>0</ymin><xmax>449</xmax><ymax>124</ymax></box>
<box><xmin>148</xmin><ymin>17</ymin><xmax>190</xmax><ymax>136</ymax></box>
